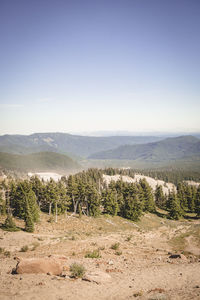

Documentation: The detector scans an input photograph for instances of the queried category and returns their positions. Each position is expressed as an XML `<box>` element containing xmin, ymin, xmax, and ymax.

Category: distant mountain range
<box><xmin>0</xmin><ymin>133</ymin><xmax>199</xmax><ymax>173</ymax></box>
<box><xmin>0</xmin><ymin>151</ymin><xmax>80</xmax><ymax>173</ymax></box>
<box><xmin>89</xmin><ymin>135</ymin><xmax>200</xmax><ymax>162</ymax></box>
<box><xmin>0</xmin><ymin>133</ymin><xmax>164</xmax><ymax>157</ymax></box>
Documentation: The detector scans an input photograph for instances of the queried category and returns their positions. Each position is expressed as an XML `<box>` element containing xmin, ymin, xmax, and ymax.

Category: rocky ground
<box><xmin>0</xmin><ymin>213</ymin><xmax>200</xmax><ymax>300</ymax></box>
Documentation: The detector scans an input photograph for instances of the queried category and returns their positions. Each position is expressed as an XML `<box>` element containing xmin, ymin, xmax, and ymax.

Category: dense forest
<box><xmin>0</xmin><ymin>168</ymin><xmax>200</xmax><ymax>233</ymax></box>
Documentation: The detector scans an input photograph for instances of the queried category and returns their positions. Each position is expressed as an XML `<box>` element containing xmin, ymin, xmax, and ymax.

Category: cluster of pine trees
<box><xmin>155</xmin><ymin>182</ymin><xmax>200</xmax><ymax>219</ymax></box>
<box><xmin>0</xmin><ymin>168</ymin><xmax>200</xmax><ymax>232</ymax></box>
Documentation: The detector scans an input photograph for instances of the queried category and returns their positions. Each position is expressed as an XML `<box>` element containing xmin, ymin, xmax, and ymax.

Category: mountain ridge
<box><xmin>0</xmin><ymin>132</ymin><xmax>164</xmax><ymax>157</ymax></box>
<box><xmin>89</xmin><ymin>135</ymin><xmax>200</xmax><ymax>161</ymax></box>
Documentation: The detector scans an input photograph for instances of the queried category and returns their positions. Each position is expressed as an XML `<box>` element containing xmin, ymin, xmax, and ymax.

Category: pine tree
<box><xmin>102</xmin><ymin>189</ymin><xmax>118</xmax><ymax>216</ymax></box>
<box><xmin>177</xmin><ymin>182</ymin><xmax>188</xmax><ymax>211</ymax></box>
<box><xmin>186</xmin><ymin>185</ymin><xmax>195</xmax><ymax>212</ymax></box>
<box><xmin>45</xmin><ymin>179</ymin><xmax>59</xmax><ymax>216</ymax></box>
<box><xmin>27</xmin><ymin>190</ymin><xmax>40</xmax><ymax>222</ymax></box>
<box><xmin>139</xmin><ymin>179</ymin><xmax>155</xmax><ymax>212</ymax></box>
<box><xmin>24</xmin><ymin>199</ymin><xmax>34</xmax><ymax>233</ymax></box>
<box><xmin>168</xmin><ymin>191</ymin><xmax>182</xmax><ymax>220</ymax></box>
<box><xmin>30</xmin><ymin>176</ymin><xmax>45</xmax><ymax>209</ymax></box>
<box><xmin>155</xmin><ymin>185</ymin><xmax>166</xmax><ymax>209</ymax></box>
<box><xmin>87</xmin><ymin>186</ymin><xmax>101</xmax><ymax>217</ymax></box>
<box><xmin>67</xmin><ymin>175</ymin><xmax>79</xmax><ymax>213</ymax></box>
<box><xmin>123</xmin><ymin>193</ymin><xmax>142</xmax><ymax>221</ymax></box>
<box><xmin>195</xmin><ymin>186</ymin><xmax>200</xmax><ymax>217</ymax></box>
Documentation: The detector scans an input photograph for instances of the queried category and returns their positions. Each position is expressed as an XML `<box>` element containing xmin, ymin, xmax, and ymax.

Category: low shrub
<box><xmin>20</xmin><ymin>245</ymin><xmax>29</xmax><ymax>252</ymax></box>
<box><xmin>85</xmin><ymin>249</ymin><xmax>101</xmax><ymax>258</ymax></box>
<box><xmin>125</xmin><ymin>235</ymin><xmax>132</xmax><ymax>242</ymax></box>
<box><xmin>110</xmin><ymin>242</ymin><xmax>120</xmax><ymax>250</ymax></box>
<box><xmin>70</xmin><ymin>263</ymin><xmax>86</xmax><ymax>278</ymax></box>
<box><xmin>4</xmin><ymin>250</ymin><xmax>11</xmax><ymax>257</ymax></box>
<box><xmin>115</xmin><ymin>251</ymin><xmax>122</xmax><ymax>256</ymax></box>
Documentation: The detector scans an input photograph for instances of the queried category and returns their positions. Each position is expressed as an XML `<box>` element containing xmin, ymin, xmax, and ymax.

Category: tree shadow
<box><xmin>154</xmin><ymin>210</ymin><xmax>169</xmax><ymax>219</ymax></box>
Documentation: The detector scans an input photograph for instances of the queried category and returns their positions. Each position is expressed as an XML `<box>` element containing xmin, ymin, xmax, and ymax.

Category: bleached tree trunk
<box><xmin>85</xmin><ymin>197</ymin><xmax>89</xmax><ymax>216</ymax></box>
<box><xmin>49</xmin><ymin>202</ymin><xmax>52</xmax><ymax>215</ymax></box>
<box><xmin>72</xmin><ymin>194</ymin><xmax>79</xmax><ymax>214</ymax></box>
<box><xmin>98</xmin><ymin>179</ymin><xmax>101</xmax><ymax>195</ymax></box>
<box><xmin>55</xmin><ymin>202</ymin><xmax>58</xmax><ymax>223</ymax></box>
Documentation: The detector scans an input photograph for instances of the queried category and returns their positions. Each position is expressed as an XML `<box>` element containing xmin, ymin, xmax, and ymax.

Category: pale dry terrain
<box><xmin>102</xmin><ymin>174</ymin><xmax>176</xmax><ymax>195</ymax></box>
<box><xmin>0</xmin><ymin>213</ymin><xmax>200</xmax><ymax>300</ymax></box>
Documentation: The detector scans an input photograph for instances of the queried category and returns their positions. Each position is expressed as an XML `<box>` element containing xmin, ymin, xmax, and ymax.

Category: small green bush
<box><xmin>125</xmin><ymin>235</ymin><xmax>132</xmax><ymax>242</ymax></box>
<box><xmin>85</xmin><ymin>249</ymin><xmax>101</xmax><ymax>258</ymax></box>
<box><xmin>4</xmin><ymin>250</ymin><xmax>11</xmax><ymax>257</ymax></box>
<box><xmin>115</xmin><ymin>251</ymin><xmax>122</xmax><ymax>256</ymax></box>
<box><xmin>70</xmin><ymin>263</ymin><xmax>86</xmax><ymax>278</ymax></box>
<box><xmin>110</xmin><ymin>242</ymin><xmax>120</xmax><ymax>250</ymax></box>
<box><xmin>20</xmin><ymin>245</ymin><xmax>29</xmax><ymax>252</ymax></box>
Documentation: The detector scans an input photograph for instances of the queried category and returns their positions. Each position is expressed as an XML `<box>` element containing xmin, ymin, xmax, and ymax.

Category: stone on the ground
<box><xmin>14</xmin><ymin>257</ymin><xmax>63</xmax><ymax>275</ymax></box>
<box><xmin>83</xmin><ymin>270</ymin><xmax>111</xmax><ymax>284</ymax></box>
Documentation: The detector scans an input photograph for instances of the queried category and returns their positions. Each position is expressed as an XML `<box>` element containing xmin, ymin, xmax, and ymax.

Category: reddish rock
<box><xmin>15</xmin><ymin>257</ymin><xmax>63</xmax><ymax>275</ymax></box>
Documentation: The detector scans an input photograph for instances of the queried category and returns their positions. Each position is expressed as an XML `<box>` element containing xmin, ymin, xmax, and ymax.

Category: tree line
<box><xmin>0</xmin><ymin>168</ymin><xmax>200</xmax><ymax>232</ymax></box>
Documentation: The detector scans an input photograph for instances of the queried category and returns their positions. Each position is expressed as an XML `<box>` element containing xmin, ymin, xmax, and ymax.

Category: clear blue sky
<box><xmin>0</xmin><ymin>0</ymin><xmax>200</xmax><ymax>135</ymax></box>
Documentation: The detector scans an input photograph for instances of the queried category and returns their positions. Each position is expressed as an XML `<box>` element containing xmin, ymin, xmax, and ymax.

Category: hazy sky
<box><xmin>0</xmin><ymin>0</ymin><xmax>200</xmax><ymax>135</ymax></box>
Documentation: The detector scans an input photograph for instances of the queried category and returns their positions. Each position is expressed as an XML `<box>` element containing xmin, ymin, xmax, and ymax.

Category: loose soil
<box><xmin>0</xmin><ymin>213</ymin><xmax>200</xmax><ymax>300</ymax></box>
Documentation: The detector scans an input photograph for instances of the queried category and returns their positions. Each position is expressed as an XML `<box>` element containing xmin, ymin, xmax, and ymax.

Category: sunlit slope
<box><xmin>0</xmin><ymin>151</ymin><xmax>81</xmax><ymax>172</ymax></box>
<box><xmin>89</xmin><ymin>136</ymin><xmax>200</xmax><ymax>161</ymax></box>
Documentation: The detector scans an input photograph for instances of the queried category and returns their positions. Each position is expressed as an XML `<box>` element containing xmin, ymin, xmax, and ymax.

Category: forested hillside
<box><xmin>1</xmin><ymin>168</ymin><xmax>200</xmax><ymax>233</ymax></box>
<box><xmin>0</xmin><ymin>152</ymin><xmax>80</xmax><ymax>173</ymax></box>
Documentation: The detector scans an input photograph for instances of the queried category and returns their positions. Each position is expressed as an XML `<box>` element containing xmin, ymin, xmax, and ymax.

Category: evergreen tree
<box><xmin>87</xmin><ymin>185</ymin><xmax>101</xmax><ymax>217</ymax></box>
<box><xmin>177</xmin><ymin>182</ymin><xmax>188</xmax><ymax>211</ymax></box>
<box><xmin>195</xmin><ymin>186</ymin><xmax>200</xmax><ymax>217</ymax></box>
<box><xmin>186</xmin><ymin>185</ymin><xmax>195</xmax><ymax>212</ymax></box>
<box><xmin>155</xmin><ymin>185</ymin><xmax>166</xmax><ymax>209</ymax></box>
<box><xmin>139</xmin><ymin>179</ymin><xmax>155</xmax><ymax>212</ymax></box>
<box><xmin>123</xmin><ymin>193</ymin><xmax>142</xmax><ymax>221</ymax></box>
<box><xmin>24</xmin><ymin>197</ymin><xmax>34</xmax><ymax>233</ymax></box>
<box><xmin>168</xmin><ymin>191</ymin><xmax>182</xmax><ymax>220</ymax></box>
<box><xmin>55</xmin><ymin>181</ymin><xmax>70</xmax><ymax>215</ymax></box>
<box><xmin>27</xmin><ymin>189</ymin><xmax>40</xmax><ymax>222</ymax></box>
<box><xmin>30</xmin><ymin>176</ymin><xmax>45</xmax><ymax>209</ymax></box>
<box><xmin>45</xmin><ymin>179</ymin><xmax>59</xmax><ymax>215</ymax></box>
<box><xmin>67</xmin><ymin>175</ymin><xmax>79</xmax><ymax>213</ymax></box>
<box><xmin>102</xmin><ymin>189</ymin><xmax>119</xmax><ymax>216</ymax></box>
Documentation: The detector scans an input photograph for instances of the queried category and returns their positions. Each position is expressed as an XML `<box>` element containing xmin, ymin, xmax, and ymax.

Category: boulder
<box><xmin>14</xmin><ymin>257</ymin><xmax>63</xmax><ymax>275</ymax></box>
<box><xmin>83</xmin><ymin>270</ymin><xmax>111</xmax><ymax>284</ymax></box>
